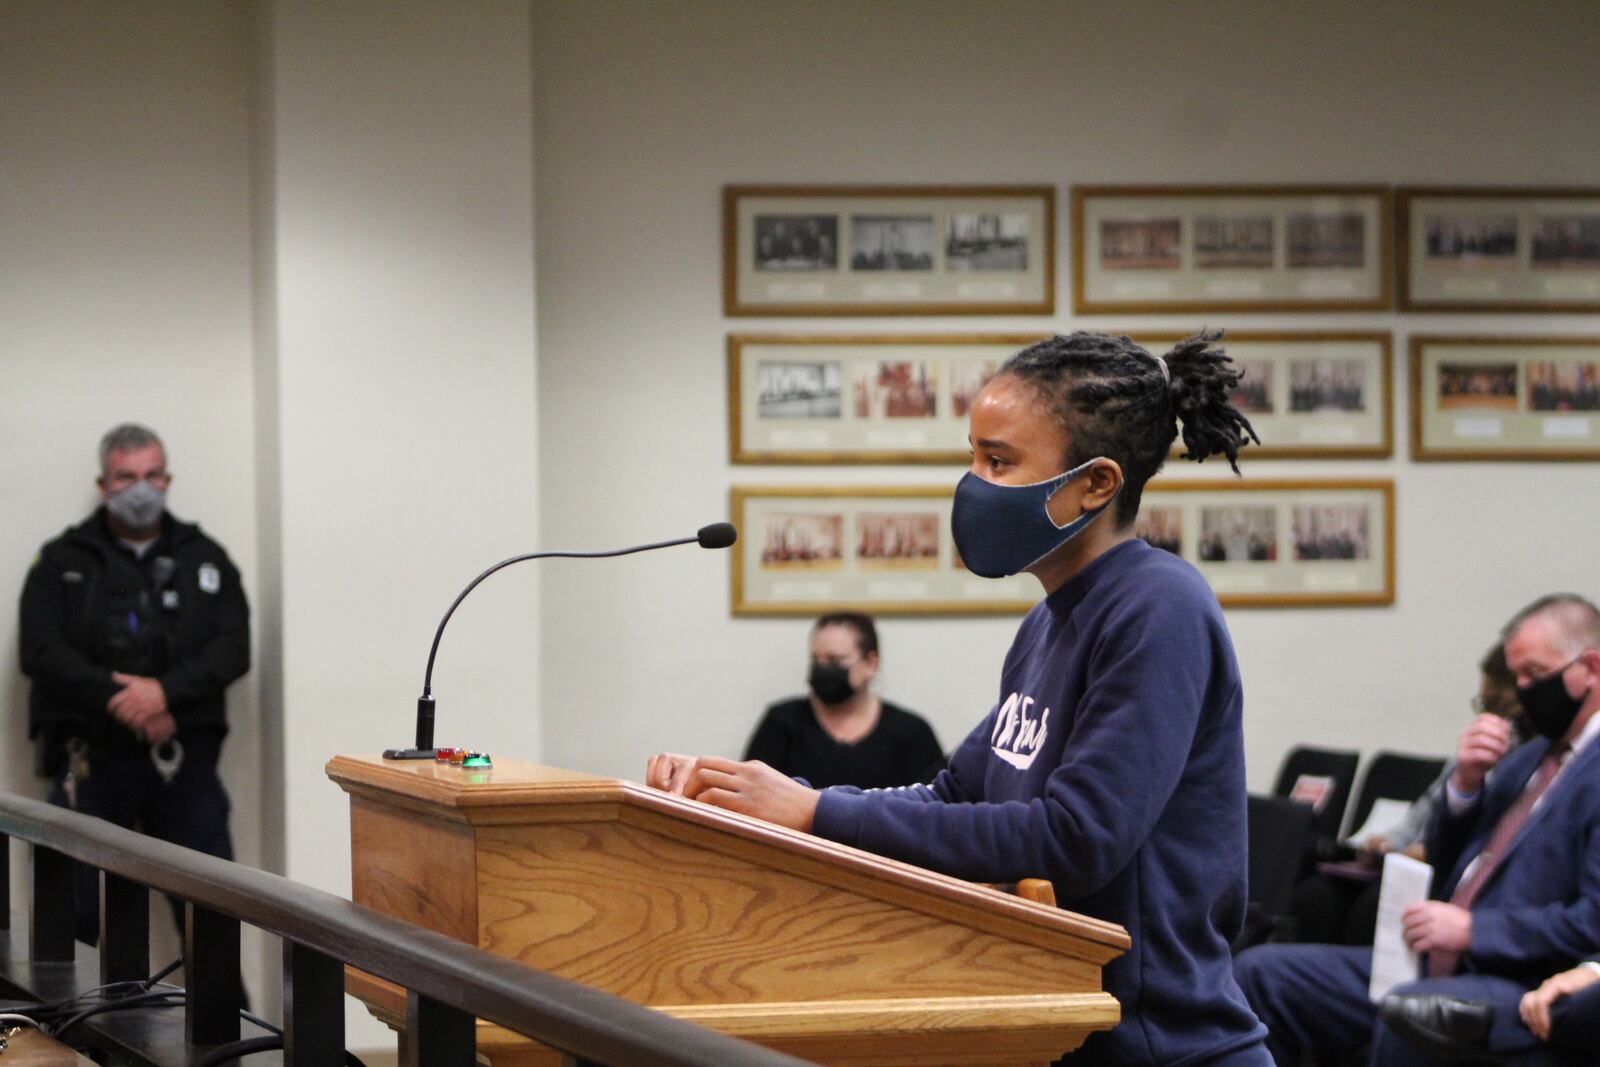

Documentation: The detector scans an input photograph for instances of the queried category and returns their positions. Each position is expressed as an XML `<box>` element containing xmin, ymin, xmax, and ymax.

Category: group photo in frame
<box><xmin>729</xmin><ymin>331</ymin><xmax>1392</xmax><ymax>464</ymax></box>
<box><xmin>1132</xmin><ymin>479</ymin><xmax>1395</xmax><ymax>608</ymax></box>
<box><xmin>1071</xmin><ymin>185</ymin><xmax>1393</xmax><ymax>313</ymax></box>
<box><xmin>730</xmin><ymin>486</ymin><xmax>1037</xmax><ymax>616</ymax></box>
<box><xmin>1126</xmin><ymin>331</ymin><xmax>1393</xmax><ymax>459</ymax></box>
<box><xmin>1398</xmin><ymin>187</ymin><xmax>1600</xmax><ymax>312</ymax></box>
<box><xmin>723</xmin><ymin>185</ymin><xmax>1055</xmax><ymax>316</ymax></box>
<box><xmin>1410</xmin><ymin>335</ymin><xmax>1600</xmax><ymax>460</ymax></box>
<box><xmin>728</xmin><ymin>333</ymin><xmax>1046</xmax><ymax>464</ymax></box>
<box><xmin>731</xmin><ymin>480</ymin><xmax>1394</xmax><ymax>616</ymax></box>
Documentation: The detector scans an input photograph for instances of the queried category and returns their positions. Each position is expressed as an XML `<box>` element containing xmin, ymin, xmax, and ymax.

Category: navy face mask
<box><xmin>951</xmin><ymin>459</ymin><xmax>1114</xmax><ymax>579</ymax></box>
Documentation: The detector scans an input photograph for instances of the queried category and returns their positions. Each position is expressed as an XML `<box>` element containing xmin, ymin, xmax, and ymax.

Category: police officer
<box><xmin>19</xmin><ymin>423</ymin><xmax>250</xmax><ymax>944</ymax></box>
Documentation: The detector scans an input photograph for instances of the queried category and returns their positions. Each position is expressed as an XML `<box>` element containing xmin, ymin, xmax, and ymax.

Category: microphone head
<box><xmin>697</xmin><ymin>522</ymin><xmax>738</xmax><ymax>549</ymax></box>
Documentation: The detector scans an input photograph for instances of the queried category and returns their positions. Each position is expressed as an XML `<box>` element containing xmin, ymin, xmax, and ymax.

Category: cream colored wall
<box><xmin>530</xmin><ymin>0</ymin><xmax>1600</xmax><ymax>790</ymax></box>
<box><xmin>0</xmin><ymin>0</ymin><xmax>266</xmax><ymax>984</ymax></box>
<box><xmin>261</xmin><ymin>0</ymin><xmax>539</xmax><ymax>1045</ymax></box>
<box><xmin>2</xmin><ymin>0</ymin><xmax>539</xmax><ymax>1048</ymax></box>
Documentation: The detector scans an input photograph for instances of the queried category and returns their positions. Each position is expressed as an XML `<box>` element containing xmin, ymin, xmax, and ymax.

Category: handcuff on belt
<box><xmin>60</xmin><ymin>737</ymin><xmax>184</xmax><ymax>811</ymax></box>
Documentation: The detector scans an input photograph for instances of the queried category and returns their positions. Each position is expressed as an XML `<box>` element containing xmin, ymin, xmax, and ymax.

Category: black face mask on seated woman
<box><xmin>808</xmin><ymin>661</ymin><xmax>856</xmax><ymax>706</ymax></box>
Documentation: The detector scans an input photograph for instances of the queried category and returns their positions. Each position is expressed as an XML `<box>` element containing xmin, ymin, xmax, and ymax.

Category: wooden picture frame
<box><xmin>1135</xmin><ymin>478</ymin><xmax>1396</xmax><ymax>608</ymax></box>
<box><xmin>1398</xmin><ymin>187</ymin><xmax>1600</xmax><ymax>312</ymax></box>
<box><xmin>723</xmin><ymin>185</ymin><xmax>1055</xmax><ymax>316</ymax></box>
<box><xmin>1410</xmin><ymin>335</ymin><xmax>1600</xmax><ymax>461</ymax></box>
<box><xmin>729</xmin><ymin>331</ymin><xmax>1392</xmax><ymax>464</ymax></box>
<box><xmin>1071</xmin><ymin>185</ymin><xmax>1393</xmax><ymax>313</ymax></box>
<box><xmin>1129</xmin><ymin>332</ymin><xmax>1393</xmax><ymax>459</ymax></box>
<box><xmin>728</xmin><ymin>333</ymin><xmax>1047</xmax><ymax>464</ymax></box>
<box><xmin>730</xmin><ymin>480</ymin><xmax>1395</xmax><ymax>615</ymax></box>
<box><xmin>731</xmin><ymin>485</ymin><xmax>1033</xmax><ymax>617</ymax></box>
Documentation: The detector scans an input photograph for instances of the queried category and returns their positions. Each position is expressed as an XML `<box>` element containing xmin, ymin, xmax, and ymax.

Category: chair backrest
<box><xmin>1343</xmin><ymin>751</ymin><xmax>1448</xmax><ymax>840</ymax></box>
<box><xmin>1272</xmin><ymin>745</ymin><xmax>1361</xmax><ymax>842</ymax></box>
<box><xmin>1235</xmin><ymin>793</ymin><xmax>1317</xmax><ymax>951</ymax></box>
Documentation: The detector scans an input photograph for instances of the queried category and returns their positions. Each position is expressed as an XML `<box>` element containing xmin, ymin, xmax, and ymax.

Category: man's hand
<box><xmin>1520</xmin><ymin>964</ymin><xmax>1600</xmax><ymax>1042</ymax></box>
<box><xmin>683</xmin><ymin>757</ymin><xmax>820</xmax><ymax>832</ymax></box>
<box><xmin>1401</xmin><ymin>901</ymin><xmax>1472</xmax><ymax>954</ymax></box>
<box><xmin>142</xmin><ymin>710</ymin><xmax>178</xmax><ymax>746</ymax></box>
<box><xmin>1451</xmin><ymin>713</ymin><xmax>1513</xmax><ymax>794</ymax></box>
<box><xmin>107</xmin><ymin>673</ymin><xmax>169</xmax><ymax>737</ymax></box>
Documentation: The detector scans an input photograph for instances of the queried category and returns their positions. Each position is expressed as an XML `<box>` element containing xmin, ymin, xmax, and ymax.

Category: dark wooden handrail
<box><xmin>0</xmin><ymin>791</ymin><xmax>813</xmax><ymax>1067</ymax></box>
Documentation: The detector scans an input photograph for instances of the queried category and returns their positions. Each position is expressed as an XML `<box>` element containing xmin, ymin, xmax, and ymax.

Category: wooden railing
<box><xmin>0</xmin><ymin>791</ymin><xmax>813</xmax><ymax>1067</ymax></box>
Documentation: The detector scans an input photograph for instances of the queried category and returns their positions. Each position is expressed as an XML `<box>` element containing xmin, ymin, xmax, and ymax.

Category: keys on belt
<box><xmin>63</xmin><ymin>738</ymin><xmax>91</xmax><ymax>810</ymax></box>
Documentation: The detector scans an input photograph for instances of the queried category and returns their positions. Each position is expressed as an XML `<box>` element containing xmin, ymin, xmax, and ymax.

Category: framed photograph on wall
<box><xmin>730</xmin><ymin>331</ymin><xmax>1392</xmax><ymax>464</ymax></box>
<box><xmin>723</xmin><ymin>185</ymin><xmax>1055</xmax><ymax>316</ymax></box>
<box><xmin>1127</xmin><ymin>332</ymin><xmax>1393</xmax><ymax>459</ymax></box>
<box><xmin>1411</xmin><ymin>335</ymin><xmax>1600</xmax><ymax>460</ymax></box>
<box><xmin>1071</xmin><ymin>185</ymin><xmax>1393</xmax><ymax>313</ymax></box>
<box><xmin>1398</xmin><ymin>187</ymin><xmax>1600</xmax><ymax>311</ymax></box>
<box><xmin>731</xmin><ymin>486</ymin><xmax>1037</xmax><ymax>616</ymax></box>
<box><xmin>728</xmin><ymin>333</ymin><xmax>1047</xmax><ymax>464</ymax></box>
<box><xmin>731</xmin><ymin>480</ymin><xmax>1394</xmax><ymax>615</ymax></box>
<box><xmin>1134</xmin><ymin>479</ymin><xmax>1395</xmax><ymax>607</ymax></box>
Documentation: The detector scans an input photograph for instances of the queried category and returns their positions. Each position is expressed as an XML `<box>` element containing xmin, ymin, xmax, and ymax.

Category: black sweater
<box><xmin>744</xmin><ymin>697</ymin><xmax>944</xmax><ymax>790</ymax></box>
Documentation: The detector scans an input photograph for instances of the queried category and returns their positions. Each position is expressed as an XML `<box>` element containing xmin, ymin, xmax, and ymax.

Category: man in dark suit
<box><xmin>1235</xmin><ymin>594</ymin><xmax>1600</xmax><ymax>1067</ymax></box>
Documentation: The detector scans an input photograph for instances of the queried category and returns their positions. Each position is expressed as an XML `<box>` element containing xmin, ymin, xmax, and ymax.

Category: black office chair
<box><xmin>1272</xmin><ymin>745</ymin><xmax>1361</xmax><ymax>846</ymax></box>
<box><xmin>1234</xmin><ymin>793</ymin><xmax>1317</xmax><ymax>952</ymax></box>
<box><xmin>1342</xmin><ymin>751</ymin><xmax>1448</xmax><ymax>844</ymax></box>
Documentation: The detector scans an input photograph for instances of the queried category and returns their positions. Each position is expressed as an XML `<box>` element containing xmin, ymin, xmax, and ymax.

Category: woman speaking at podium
<box><xmin>650</xmin><ymin>331</ymin><xmax>1272</xmax><ymax>1066</ymax></box>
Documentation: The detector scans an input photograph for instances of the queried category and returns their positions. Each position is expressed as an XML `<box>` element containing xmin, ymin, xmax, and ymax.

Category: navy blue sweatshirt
<box><xmin>812</xmin><ymin>540</ymin><xmax>1268</xmax><ymax>1066</ymax></box>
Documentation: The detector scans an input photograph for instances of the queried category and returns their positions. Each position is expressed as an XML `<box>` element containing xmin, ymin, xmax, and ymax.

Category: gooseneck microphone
<box><xmin>383</xmin><ymin>522</ymin><xmax>737</xmax><ymax>760</ymax></box>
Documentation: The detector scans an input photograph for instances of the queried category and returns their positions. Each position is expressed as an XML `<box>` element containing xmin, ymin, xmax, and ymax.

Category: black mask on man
<box><xmin>1517</xmin><ymin>658</ymin><xmax>1590</xmax><ymax>742</ymax></box>
<box><xmin>808</xmin><ymin>662</ymin><xmax>856</xmax><ymax>706</ymax></box>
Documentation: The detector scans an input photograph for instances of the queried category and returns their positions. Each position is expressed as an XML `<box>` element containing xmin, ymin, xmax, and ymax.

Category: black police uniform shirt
<box><xmin>19</xmin><ymin>508</ymin><xmax>250</xmax><ymax>772</ymax></box>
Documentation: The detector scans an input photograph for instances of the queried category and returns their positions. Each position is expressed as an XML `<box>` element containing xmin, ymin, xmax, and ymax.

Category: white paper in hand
<box><xmin>1369</xmin><ymin>852</ymin><xmax>1433</xmax><ymax>1001</ymax></box>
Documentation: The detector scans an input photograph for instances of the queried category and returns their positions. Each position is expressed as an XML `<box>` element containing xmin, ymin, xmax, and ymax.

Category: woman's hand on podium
<box><xmin>646</xmin><ymin>752</ymin><xmax>699</xmax><ymax>794</ymax></box>
<box><xmin>645</xmin><ymin>753</ymin><xmax>820</xmax><ymax>832</ymax></box>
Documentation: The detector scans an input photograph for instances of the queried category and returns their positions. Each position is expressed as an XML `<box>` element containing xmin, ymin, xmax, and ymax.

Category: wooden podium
<box><xmin>327</xmin><ymin>755</ymin><xmax>1128</xmax><ymax>1066</ymax></box>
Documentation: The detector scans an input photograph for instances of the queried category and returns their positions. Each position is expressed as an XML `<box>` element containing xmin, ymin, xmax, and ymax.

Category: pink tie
<box><xmin>1428</xmin><ymin>744</ymin><xmax>1568</xmax><ymax>977</ymax></box>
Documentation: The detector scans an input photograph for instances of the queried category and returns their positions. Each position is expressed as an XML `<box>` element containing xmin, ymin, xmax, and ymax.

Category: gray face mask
<box><xmin>106</xmin><ymin>480</ymin><xmax>166</xmax><ymax>533</ymax></box>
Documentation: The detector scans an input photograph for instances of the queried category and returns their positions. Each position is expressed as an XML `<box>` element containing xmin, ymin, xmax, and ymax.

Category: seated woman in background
<box><xmin>743</xmin><ymin>612</ymin><xmax>945</xmax><ymax>790</ymax></box>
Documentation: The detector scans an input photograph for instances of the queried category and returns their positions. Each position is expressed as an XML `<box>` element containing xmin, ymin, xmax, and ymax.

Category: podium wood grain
<box><xmin>329</xmin><ymin>755</ymin><xmax>1127</xmax><ymax>1066</ymax></box>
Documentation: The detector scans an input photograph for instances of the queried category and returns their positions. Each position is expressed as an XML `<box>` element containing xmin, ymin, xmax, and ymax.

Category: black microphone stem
<box><xmin>388</xmin><ymin>524</ymin><xmax>735</xmax><ymax>760</ymax></box>
<box><xmin>420</xmin><ymin>535</ymin><xmax>697</xmax><ymax>697</ymax></box>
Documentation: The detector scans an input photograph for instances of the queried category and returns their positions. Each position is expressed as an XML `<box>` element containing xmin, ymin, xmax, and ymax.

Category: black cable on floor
<box><xmin>191</xmin><ymin>1035</ymin><xmax>371</xmax><ymax>1067</ymax></box>
<box><xmin>192</xmin><ymin>1035</ymin><xmax>280</xmax><ymax>1066</ymax></box>
<box><xmin>49</xmin><ymin>991</ymin><xmax>186</xmax><ymax>1037</ymax></box>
